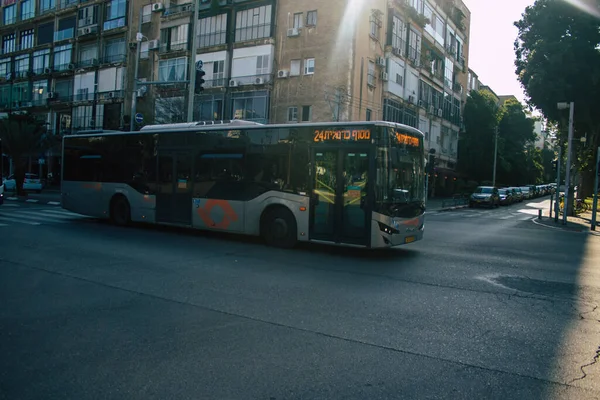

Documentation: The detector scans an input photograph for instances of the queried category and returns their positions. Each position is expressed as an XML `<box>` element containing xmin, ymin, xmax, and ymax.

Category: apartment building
<box><xmin>271</xmin><ymin>0</ymin><xmax>471</xmax><ymax>173</ymax></box>
<box><xmin>0</xmin><ymin>0</ymin><xmax>138</xmax><ymax>173</ymax></box>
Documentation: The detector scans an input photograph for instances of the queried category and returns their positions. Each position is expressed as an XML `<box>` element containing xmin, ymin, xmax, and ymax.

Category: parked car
<box><xmin>470</xmin><ymin>186</ymin><xmax>500</xmax><ymax>208</ymax></box>
<box><xmin>507</xmin><ymin>187</ymin><xmax>524</xmax><ymax>202</ymax></box>
<box><xmin>520</xmin><ymin>186</ymin><xmax>531</xmax><ymax>199</ymax></box>
<box><xmin>2</xmin><ymin>173</ymin><xmax>43</xmax><ymax>193</ymax></box>
<box><xmin>498</xmin><ymin>188</ymin><xmax>514</xmax><ymax>205</ymax></box>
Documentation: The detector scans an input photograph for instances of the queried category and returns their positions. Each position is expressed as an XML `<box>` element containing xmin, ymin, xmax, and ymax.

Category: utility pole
<box><xmin>562</xmin><ymin>101</ymin><xmax>575</xmax><ymax>225</ymax></box>
<box><xmin>591</xmin><ymin>146</ymin><xmax>600</xmax><ymax>231</ymax></box>
<box><xmin>554</xmin><ymin>145</ymin><xmax>562</xmax><ymax>223</ymax></box>
<box><xmin>492</xmin><ymin>126</ymin><xmax>498</xmax><ymax>186</ymax></box>
<box><xmin>186</xmin><ymin>0</ymin><xmax>200</xmax><ymax>122</ymax></box>
<box><xmin>130</xmin><ymin>8</ymin><xmax>143</xmax><ymax>132</ymax></box>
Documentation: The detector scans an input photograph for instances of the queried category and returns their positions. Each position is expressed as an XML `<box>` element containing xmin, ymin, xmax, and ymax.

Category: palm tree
<box><xmin>0</xmin><ymin>112</ymin><xmax>53</xmax><ymax>196</ymax></box>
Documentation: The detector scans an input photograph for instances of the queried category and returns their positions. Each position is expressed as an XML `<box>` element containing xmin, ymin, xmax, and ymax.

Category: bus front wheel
<box><xmin>110</xmin><ymin>195</ymin><xmax>131</xmax><ymax>226</ymax></box>
<box><xmin>262</xmin><ymin>207</ymin><xmax>297</xmax><ymax>249</ymax></box>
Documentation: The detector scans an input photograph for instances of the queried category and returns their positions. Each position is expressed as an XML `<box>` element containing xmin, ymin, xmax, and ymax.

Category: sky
<box><xmin>462</xmin><ymin>0</ymin><xmax>537</xmax><ymax>104</ymax></box>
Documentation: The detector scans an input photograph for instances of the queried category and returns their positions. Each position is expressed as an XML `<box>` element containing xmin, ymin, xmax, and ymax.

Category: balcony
<box><xmin>100</xmin><ymin>54</ymin><xmax>126</xmax><ymax>64</ymax></box>
<box><xmin>228</xmin><ymin>73</ymin><xmax>272</xmax><ymax>87</ymax></box>
<box><xmin>203</xmin><ymin>77</ymin><xmax>227</xmax><ymax>89</ymax></box>
<box><xmin>54</xmin><ymin>28</ymin><xmax>74</xmax><ymax>42</ymax></box>
<box><xmin>96</xmin><ymin>90</ymin><xmax>124</xmax><ymax>100</ymax></box>
<box><xmin>103</xmin><ymin>17</ymin><xmax>126</xmax><ymax>32</ymax></box>
<box><xmin>163</xmin><ymin>3</ymin><xmax>193</xmax><ymax>17</ymax></box>
<box><xmin>159</xmin><ymin>41</ymin><xmax>189</xmax><ymax>53</ymax></box>
<box><xmin>58</xmin><ymin>0</ymin><xmax>78</xmax><ymax>9</ymax></box>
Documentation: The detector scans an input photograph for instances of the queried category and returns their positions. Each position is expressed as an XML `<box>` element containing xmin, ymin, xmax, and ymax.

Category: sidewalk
<box><xmin>4</xmin><ymin>189</ymin><xmax>61</xmax><ymax>206</ymax></box>
<box><xmin>531</xmin><ymin>200</ymin><xmax>600</xmax><ymax>235</ymax></box>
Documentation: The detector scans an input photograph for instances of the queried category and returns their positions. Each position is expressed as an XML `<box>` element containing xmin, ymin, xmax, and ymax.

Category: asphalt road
<box><xmin>1</xmin><ymin>199</ymin><xmax>599</xmax><ymax>399</ymax></box>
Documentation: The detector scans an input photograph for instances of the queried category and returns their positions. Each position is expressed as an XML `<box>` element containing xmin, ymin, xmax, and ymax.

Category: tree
<box><xmin>154</xmin><ymin>96</ymin><xmax>187</xmax><ymax>124</ymax></box>
<box><xmin>0</xmin><ymin>112</ymin><xmax>51</xmax><ymax>196</ymax></box>
<box><xmin>496</xmin><ymin>98</ymin><xmax>538</xmax><ymax>185</ymax></box>
<box><xmin>514</xmin><ymin>0</ymin><xmax>600</xmax><ymax>197</ymax></box>
<box><xmin>458</xmin><ymin>89</ymin><xmax>501</xmax><ymax>182</ymax></box>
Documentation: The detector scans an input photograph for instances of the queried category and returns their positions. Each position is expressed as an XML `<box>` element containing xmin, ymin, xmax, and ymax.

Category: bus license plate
<box><xmin>405</xmin><ymin>236</ymin><xmax>416</xmax><ymax>244</ymax></box>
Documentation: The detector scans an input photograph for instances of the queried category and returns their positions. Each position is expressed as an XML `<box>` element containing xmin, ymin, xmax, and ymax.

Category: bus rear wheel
<box><xmin>110</xmin><ymin>196</ymin><xmax>131</xmax><ymax>226</ymax></box>
<box><xmin>262</xmin><ymin>207</ymin><xmax>297</xmax><ymax>249</ymax></box>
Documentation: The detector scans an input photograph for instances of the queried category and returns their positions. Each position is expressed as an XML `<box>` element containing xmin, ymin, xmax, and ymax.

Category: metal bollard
<box><xmin>538</xmin><ymin>209</ymin><xmax>542</xmax><ymax>220</ymax></box>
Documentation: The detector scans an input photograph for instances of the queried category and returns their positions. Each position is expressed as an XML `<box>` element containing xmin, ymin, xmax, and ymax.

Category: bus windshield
<box><xmin>374</xmin><ymin>128</ymin><xmax>425</xmax><ymax>218</ymax></box>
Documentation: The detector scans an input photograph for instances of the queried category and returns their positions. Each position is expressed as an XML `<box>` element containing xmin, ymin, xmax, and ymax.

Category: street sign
<box><xmin>195</xmin><ymin>60</ymin><xmax>203</xmax><ymax>71</ymax></box>
<box><xmin>134</xmin><ymin>113</ymin><xmax>143</xmax><ymax>124</ymax></box>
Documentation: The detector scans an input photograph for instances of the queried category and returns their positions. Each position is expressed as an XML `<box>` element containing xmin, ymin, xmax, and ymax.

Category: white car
<box><xmin>2</xmin><ymin>173</ymin><xmax>43</xmax><ymax>193</ymax></box>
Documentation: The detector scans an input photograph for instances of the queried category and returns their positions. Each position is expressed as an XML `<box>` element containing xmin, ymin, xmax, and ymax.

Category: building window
<box><xmin>367</xmin><ymin>60</ymin><xmax>375</xmax><ymax>87</ymax></box>
<box><xmin>391</xmin><ymin>16</ymin><xmax>406</xmax><ymax>56</ymax></box>
<box><xmin>78</xmin><ymin>43</ymin><xmax>98</xmax><ymax>66</ymax></box>
<box><xmin>211</xmin><ymin>60</ymin><xmax>225</xmax><ymax>87</ymax></box>
<box><xmin>14</xmin><ymin>54</ymin><xmax>29</xmax><ymax>78</ymax></box>
<box><xmin>53</xmin><ymin>44</ymin><xmax>73</xmax><ymax>70</ymax></box>
<box><xmin>304</xmin><ymin>58</ymin><xmax>314</xmax><ymax>75</ymax></box>
<box><xmin>38</xmin><ymin>22</ymin><xmax>54</xmax><ymax>46</ymax></box>
<box><xmin>158</xmin><ymin>57</ymin><xmax>187</xmax><ymax>82</ymax></box>
<box><xmin>2</xmin><ymin>34</ymin><xmax>16</xmax><ymax>54</ymax></box>
<box><xmin>32</xmin><ymin>49</ymin><xmax>50</xmax><ymax>73</ymax></box>
<box><xmin>288</xmin><ymin>106</ymin><xmax>298</xmax><ymax>122</ymax></box>
<box><xmin>231</xmin><ymin>90</ymin><xmax>269</xmax><ymax>123</ymax></box>
<box><xmin>140</xmin><ymin>41</ymin><xmax>149</xmax><ymax>59</ymax></box>
<box><xmin>40</xmin><ymin>0</ymin><xmax>55</xmax><ymax>13</ymax></box>
<box><xmin>366</xmin><ymin>109</ymin><xmax>372</xmax><ymax>121</ymax></box>
<box><xmin>55</xmin><ymin>17</ymin><xmax>76</xmax><ymax>41</ymax></box>
<box><xmin>20</xmin><ymin>29</ymin><xmax>34</xmax><ymax>51</ymax></box>
<box><xmin>256</xmin><ymin>55</ymin><xmax>269</xmax><ymax>76</ymax></box>
<box><xmin>103</xmin><ymin>0</ymin><xmax>127</xmax><ymax>31</ymax></box>
<box><xmin>32</xmin><ymin>80</ymin><xmax>48</xmax><ymax>104</ymax></box>
<box><xmin>3</xmin><ymin>5</ymin><xmax>16</xmax><ymax>25</ymax></box>
<box><xmin>79</xmin><ymin>5</ymin><xmax>99</xmax><ymax>27</ymax></box>
<box><xmin>103</xmin><ymin>37</ymin><xmax>126</xmax><ymax>63</ymax></box>
<box><xmin>408</xmin><ymin>28</ymin><xmax>421</xmax><ymax>65</ymax></box>
<box><xmin>161</xmin><ymin>24</ymin><xmax>189</xmax><ymax>52</ymax></box>
<box><xmin>54</xmin><ymin>79</ymin><xmax>73</xmax><ymax>99</ymax></box>
<box><xmin>198</xmin><ymin>13</ymin><xmax>227</xmax><ymax>48</ymax></box>
<box><xmin>301</xmin><ymin>105</ymin><xmax>311</xmax><ymax>122</ymax></box>
<box><xmin>383</xmin><ymin>98</ymin><xmax>418</xmax><ymax>128</ymax></box>
<box><xmin>0</xmin><ymin>60</ymin><xmax>10</xmax><ymax>79</ymax></box>
<box><xmin>12</xmin><ymin>82</ymin><xmax>30</xmax><ymax>103</ymax></box>
<box><xmin>141</xmin><ymin>4</ymin><xmax>152</xmax><ymax>23</ymax></box>
<box><xmin>20</xmin><ymin>0</ymin><xmax>36</xmax><ymax>21</ymax></box>
<box><xmin>369</xmin><ymin>11</ymin><xmax>382</xmax><ymax>40</ymax></box>
<box><xmin>293</xmin><ymin>12</ymin><xmax>302</xmax><ymax>29</ymax></box>
<box><xmin>290</xmin><ymin>59</ymin><xmax>300</xmax><ymax>76</ymax></box>
<box><xmin>444</xmin><ymin>57</ymin><xmax>453</xmax><ymax>87</ymax></box>
<box><xmin>306</xmin><ymin>10</ymin><xmax>317</xmax><ymax>26</ymax></box>
<box><xmin>235</xmin><ymin>5</ymin><xmax>272</xmax><ymax>42</ymax></box>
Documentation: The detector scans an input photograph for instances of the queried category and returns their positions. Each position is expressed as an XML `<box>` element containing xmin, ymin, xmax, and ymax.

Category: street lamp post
<box><xmin>557</xmin><ymin>102</ymin><xmax>574</xmax><ymax>225</ymax></box>
<box><xmin>554</xmin><ymin>145</ymin><xmax>562</xmax><ymax>223</ymax></box>
<box><xmin>592</xmin><ymin>147</ymin><xmax>600</xmax><ymax>231</ymax></box>
<box><xmin>130</xmin><ymin>24</ymin><xmax>144</xmax><ymax>132</ymax></box>
<box><xmin>492</xmin><ymin>126</ymin><xmax>499</xmax><ymax>187</ymax></box>
<box><xmin>186</xmin><ymin>1</ymin><xmax>200</xmax><ymax>122</ymax></box>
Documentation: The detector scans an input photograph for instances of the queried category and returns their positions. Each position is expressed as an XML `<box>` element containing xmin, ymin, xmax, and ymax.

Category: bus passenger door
<box><xmin>310</xmin><ymin>149</ymin><xmax>370</xmax><ymax>245</ymax></box>
<box><xmin>155</xmin><ymin>152</ymin><xmax>193</xmax><ymax>225</ymax></box>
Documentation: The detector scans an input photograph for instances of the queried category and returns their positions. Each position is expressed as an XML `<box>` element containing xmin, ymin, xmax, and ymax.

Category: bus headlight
<box><xmin>377</xmin><ymin>221</ymin><xmax>400</xmax><ymax>235</ymax></box>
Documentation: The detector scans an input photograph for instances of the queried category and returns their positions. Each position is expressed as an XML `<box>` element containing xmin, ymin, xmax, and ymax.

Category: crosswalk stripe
<box><xmin>0</xmin><ymin>215</ymin><xmax>41</xmax><ymax>225</ymax></box>
<box><xmin>9</xmin><ymin>211</ymin><xmax>69</xmax><ymax>223</ymax></box>
<box><xmin>41</xmin><ymin>209</ymin><xmax>86</xmax><ymax>218</ymax></box>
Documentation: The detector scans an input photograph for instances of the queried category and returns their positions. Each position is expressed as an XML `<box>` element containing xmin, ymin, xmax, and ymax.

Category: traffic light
<box><xmin>427</xmin><ymin>154</ymin><xmax>436</xmax><ymax>174</ymax></box>
<box><xmin>552</xmin><ymin>159</ymin><xmax>558</xmax><ymax>170</ymax></box>
<box><xmin>194</xmin><ymin>67</ymin><xmax>205</xmax><ymax>94</ymax></box>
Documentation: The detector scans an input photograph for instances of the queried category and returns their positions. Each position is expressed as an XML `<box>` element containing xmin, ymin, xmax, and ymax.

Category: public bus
<box><xmin>61</xmin><ymin>120</ymin><xmax>426</xmax><ymax>249</ymax></box>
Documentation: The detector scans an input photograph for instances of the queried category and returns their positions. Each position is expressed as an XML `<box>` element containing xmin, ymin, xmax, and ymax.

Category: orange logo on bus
<box><xmin>196</xmin><ymin>199</ymin><xmax>239</xmax><ymax>230</ymax></box>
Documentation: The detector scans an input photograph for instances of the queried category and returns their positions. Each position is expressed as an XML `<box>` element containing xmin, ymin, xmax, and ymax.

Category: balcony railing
<box><xmin>228</xmin><ymin>73</ymin><xmax>272</xmax><ymax>86</ymax></box>
<box><xmin>101</xmin><ymin>54</ymin><xmax>126</xmax><ymax>64</ymax></box>
<box><xmin>203</xmin><ymin>77</ymin><xmax>227</xmax><ymax>89</ymax></box>
<box><xmin>54</xmin><ymin>28</ymin><xmax>74</xmax><ymax>42</ymax></box>
<box><xmin>163</xmin><ymin>3</ymin><xmax>193</xmax><ymax>17</ymax></box>
<box><xmin>159</xmin><ymin>41</ymin><xmax>189</xmax><ymax>53</ymax></box>
<box><xmin>103</xmin><ymin>17</ymin><xmax>126</xmax><ymax>31</ymax></box>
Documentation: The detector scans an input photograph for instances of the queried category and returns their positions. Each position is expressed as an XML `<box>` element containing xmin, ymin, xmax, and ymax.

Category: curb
<box><xmin>530</xmin><ymin>216</ymin><xmax>596</xmax><ymax>234</ymax></box>
<box><xmin>5</xmin><ymin>197</ymin><xmax>61</xmax><ymax>206</ymax></box>
<box><xmin>434</xmin><ymin>205</ymin><xmax>469</xmax><ymax>213</ymax></box>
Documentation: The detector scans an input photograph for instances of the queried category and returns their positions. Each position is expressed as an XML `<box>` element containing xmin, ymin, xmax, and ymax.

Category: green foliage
<box><xmin>459</xmin><ymin>91</ymin><xmax>543</xmax><ymax>185</ymax></box>
<box><xmin>0</xmin><ymin>112</ymin><xmax>51</xmax><ymax>195</ymax></box>
<box><xmin>514</xmin><ymin>0</ymin><xmax>600</xmax><ymax>194</ymax></box>
<box><xmin>457</xmin><ymin>90</ymin><xmax>500</xmax><ymax>182</ymax></box>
